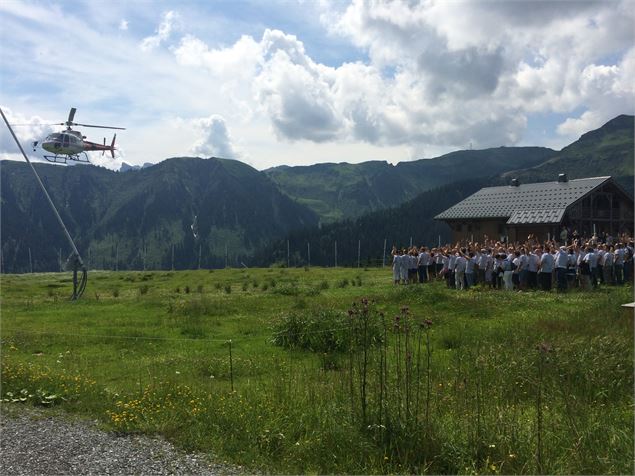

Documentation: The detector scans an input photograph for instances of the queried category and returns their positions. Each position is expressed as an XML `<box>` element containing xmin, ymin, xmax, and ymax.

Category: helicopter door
<box><xmin>62</xmin><ymin>135</ymin><xmax>70</xmax><ymax>148</ymax></box>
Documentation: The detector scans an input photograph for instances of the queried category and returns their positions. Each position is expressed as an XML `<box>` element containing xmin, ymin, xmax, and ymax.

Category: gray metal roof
<box><xmin>435</xmin><ymin>176</ymin><xmax>611</xmax><ymax>223</ymax></box>
<box><xmin>507</xmin><ymin>208</ymin><xmax>566</xmax><ymax>224</ymax></box>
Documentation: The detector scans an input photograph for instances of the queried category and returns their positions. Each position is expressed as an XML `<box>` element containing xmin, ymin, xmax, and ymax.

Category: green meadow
<box><xmin>1</xmin><ymin>267</ymin><xmax>633</xmax><ymax>474</ymax></box>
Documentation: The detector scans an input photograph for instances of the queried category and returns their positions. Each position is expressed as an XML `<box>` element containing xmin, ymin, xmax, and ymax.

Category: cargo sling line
<box><xmin>1</xmin><ymin>107</ymin><xmax>87</xmax><ymax>300</ymax></box>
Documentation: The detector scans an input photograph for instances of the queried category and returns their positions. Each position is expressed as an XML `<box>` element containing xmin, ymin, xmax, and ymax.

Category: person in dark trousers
<box><xmin>538</xmin><ymin>246</ymin><xmax>554</xmax><ymax>291</ymax></box>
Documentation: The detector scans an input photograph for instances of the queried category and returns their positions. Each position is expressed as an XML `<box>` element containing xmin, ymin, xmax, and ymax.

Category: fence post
<box><xmin>382</xmin><ymin>238</ymin><xmax>387</xmax><ymax>268</ymax></box>
<box><xmin>307</xmin><ymin>242</ymin><xmax>310</xmax><ymax>268</ymax></box>
<box><xmin>28</xmin><ymin>247</ymin><xmax>33</xmax><ymax>273</ymax></box>
<box><xmin>357</xmin><ymin>239</ymin><xmax>361</xmax><ymax>268</ymax></box>
<box><xmin>228</xmin><ymin>340</ymin><xmax>234</xmax><ymax>392</ymax></box>
<box><xmin>334</xmin><ymin>241</ymin><xmax>338</xmax><ymax>267</ymax></box>
<box><xmin>287</xmin><ymin>240</ymin><xmax>290</xmax><ymax>268</ymax></box>
<box><xmin>198</xmin><ymin>244</ymin><xmax>202</xmax><ymax>270</ymax></box>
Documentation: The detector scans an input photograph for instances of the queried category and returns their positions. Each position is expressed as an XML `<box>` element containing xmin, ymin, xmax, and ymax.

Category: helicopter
<box><xmin>31</xmin><ymin>108</ymin><xmax>125</xmax><ymax>164</ymax></box>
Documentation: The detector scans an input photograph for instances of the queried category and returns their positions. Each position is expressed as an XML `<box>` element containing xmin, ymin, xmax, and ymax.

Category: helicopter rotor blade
<box><xmin>9</xmin><ymin>123</ymin><xmax>64</xmax><ymax>126</ymax></box>
<box><xmin>71</xmin><ymin>122</ymin><xmax>126</xmax><ymax>130</ymax></box>
<box><xmin>67</xmin><ymin>108</ymin><xmax>76</xmax><ymax>124</ymax></box>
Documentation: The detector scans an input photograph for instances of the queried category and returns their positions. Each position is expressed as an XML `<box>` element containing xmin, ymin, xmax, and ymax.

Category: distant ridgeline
<box><xmin>1</xmin><ymin>115</ymin><xmax>632</xmax><ymax>272</ymax></box>
<box><xmin>0</xmin><ymin>157</ymin><xmax>318</xmax><ymax>273</ymax></box>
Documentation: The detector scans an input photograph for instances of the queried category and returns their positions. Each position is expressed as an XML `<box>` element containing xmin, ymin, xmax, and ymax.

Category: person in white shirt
<box><xmin>614</xmin><ymin>244</ymin><xmax>625</xmax><ymax>285</ymax></box>
<box><xmin>408</xmin><ymin>249</ymin><xmax>418</xmax><ymax>284</ymax></box>
<box><xmin>399</xmin><ymin>249</ymin><xmax>409</xmax><ymax>284</ymax></box>
<box><xmin>465</xmin><ymin>252</ymin><xmax>477</xmax><ymax>288</ymax></box>
<box><xmin>527</xmin><ymin>249</ymin><xmax>540</xmax><ymax>289</ymax></box>
<box><xmin>567</xmin><ymin>249</ymin><xmax>578</xmax><ymax>288</ymax></box>
<box><xmin>625</xmin><ymin>242</ymin><xmax>634</xmax><ymax>282</ymax></box>
<box><xmin>477</xmin><ymin>249</ymin><xmax>488</xmax><ymax>286</ymax></box>
<box><xmin>417</xmin><ymin>247</ymin><xmax>430</xmax><ymax>283</ymax></box>
<box><xmin>483</xmin><ymin>250</ymin><xmax>494</xmax><ymax>288</ymax></box>
<box><xmin>518</xmin><ymin>249</ymin><xmax>529</xmax><ymax>289</ymax></box>
<box><xmin>447</xmin><ymin>251</ymin><xmax>457</xmax><ymax>288</ymax></box>
<box><xmin>454</xmin><ymin>251</ymin><xmax>467</xmax><ymax>291</ymax></box>
<box><xmin>538</xmin><ymin>246</ymin><xmax>554</xmax><ymax>291</ymax></box>
<box><xmin>554</xmin><ymin>246</ymin><xmax>569</xmax><ymax>292</ymax></box>
<box><xmin>596</xmin><ymin>246</ymin><xmax>606</xmax><ymax>285</ymax></box>
<box><xmin>392</xmin><ymin>248</ymin><xmax>400</xmax><ymax>284</ymax></box>
<box><xmin>602</xmin><ymin>245</ymin><xmax>614</xmax><ymax>285</ymax></box>
<box><xmin>512</xmin><ymin>251</ymin><xmax>523</xmax><ymax>290</ymax></box>
<box><xmin>584</xmin><ymin>247</ymin><xmax>598</xmax><ymax>288</ymax></box>
<box><xmin>502</xmin><ymin>255</ymin><xmax>513</xmax><ymax>290</ymax></box>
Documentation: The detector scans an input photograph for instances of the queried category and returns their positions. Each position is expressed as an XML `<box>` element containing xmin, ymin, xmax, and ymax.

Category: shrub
<box><xmin>112</xmin><ymin>288</ymin><xmax>120</xmax><ymax>298</ymax></box>
<box><xmin>272</xmin><ymin>301</ymin><xmax>384</xmax><ymax>354</ymax></box>
<box><xmin>224</xmin><ymin>284</ymin><xmax>232</xmax><ymax>294</ymax></box>
<box><xmin>138</xmin><ymin>284</ymin><xmax>149</xmax><ymax>295</ymax></box>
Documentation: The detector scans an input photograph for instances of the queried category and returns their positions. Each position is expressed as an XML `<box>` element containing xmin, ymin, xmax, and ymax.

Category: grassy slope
<box><xmin>1</xmin><ymin>268</ymin><xmax>633</xmax><ymax>474</ymax></box>
<box><xmin>266</xmin><ymin>147</ymin><xmax>554</xmax><ymax>222</ymax></box>
<box><xmin>505</xmin><ymin>115</ymin><xmax>634</xmax><ymax>194</ymax></box>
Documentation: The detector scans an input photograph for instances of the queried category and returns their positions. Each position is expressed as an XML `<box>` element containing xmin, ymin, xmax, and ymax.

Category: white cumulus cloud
<box><xmin>140</xmin><ymin>10</ymin><xmax>179</xmax><ymax>51</ymax></box>
<box><xmin>191</xmin><ymin>115</ymin><xmax>240</xmax><ymax>159</ymax></box>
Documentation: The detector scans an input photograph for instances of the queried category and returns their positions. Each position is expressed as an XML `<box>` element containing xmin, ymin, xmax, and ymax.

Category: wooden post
<box><xmin>58</xmin><ymin>248</ymin><xmax>62</xmax><ymax>272</ymax></box>
<box><xmin>225</xmin><ymin>243</ymin><xmax>228</xmax><ymax>268</ymax></box>
<box><xmin>287</xmin><ymin>240</ymin><xmax>290</xmax><ymax>268</ymax></box>
<box><xmin>171</xmin><ymin>244</ymin><xmax>175</xmax><ymax>270</ymax></box>
<box><xmin>115</xmin><ymin>243</ymin><xmax>119</xmax><ymax>271</ymax></box>
<box><xmin>357</xmin><ymin>239</ymin><xmax>361</xmax><ymax>268</ymax></box>
<box><xmin>198</xmin><ymin>244</ymin><xmax>202</xmax><ymax>270</ymax></box>
<box><xmin>307</xmin><ymin>242</ymin><xmax>311</xmax><ymax>268</ymax></box>
<box><xmin>334</xmin><ymin>241</ymin><xmax>338</xmax><ymax>267</ymax></box>
<box><xmin>28</xmin><ymin>247</ymin><xmax>33</xmax><ymax>273</ymax></box>
<box><xmin>382</xmin><ymin>238</ymin><xmax>387</xmax><ymax>268</ymax></box>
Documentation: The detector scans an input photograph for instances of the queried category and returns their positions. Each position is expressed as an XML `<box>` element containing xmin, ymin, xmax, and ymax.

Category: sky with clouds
<box><xmin>0</xmin><ymin>0</ymin><xmax>633</xmax><ymax>170</ymax></box>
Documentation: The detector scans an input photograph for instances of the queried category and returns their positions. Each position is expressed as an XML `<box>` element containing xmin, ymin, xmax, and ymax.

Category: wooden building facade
<box><xmin>434</xmin><ymin>175</ymin><xmax>634</xmax><ymax>243</ymax></box>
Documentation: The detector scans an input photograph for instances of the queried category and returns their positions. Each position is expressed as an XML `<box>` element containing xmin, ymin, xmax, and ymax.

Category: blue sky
<box><xmin>1</xmin><ymin>0</ymin><xmax>633</xmax><ymax>170</ymax></box>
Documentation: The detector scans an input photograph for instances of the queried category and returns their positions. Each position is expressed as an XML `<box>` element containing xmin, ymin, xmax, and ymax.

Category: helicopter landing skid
<box><xmin>43</xmin><ymin>152</ymin><xmax>90</xmax><ymax>164</ymax></box>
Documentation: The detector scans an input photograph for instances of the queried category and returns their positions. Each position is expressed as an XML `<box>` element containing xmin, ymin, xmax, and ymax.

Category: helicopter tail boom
<box><xmin>83</xmin><ymin>133</ymin><xmax>117</xmax><ymax>159</ymax></box>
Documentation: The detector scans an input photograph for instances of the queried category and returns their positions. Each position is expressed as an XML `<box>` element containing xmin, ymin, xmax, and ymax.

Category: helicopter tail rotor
<box><xmin>110</xmin><ymin>134</ymin><xmax>117</xmax><ymax>159</ymax></box>
<box><xmin>102</xmin><ymin>137</ymin><xmax>106</xmax><ymax>156</ymax></box>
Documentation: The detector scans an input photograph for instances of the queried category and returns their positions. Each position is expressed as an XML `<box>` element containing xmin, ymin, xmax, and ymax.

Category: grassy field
<box><xmin>1</xmin><ymin>267</ymin><xmax>633</xmax><ymax>474</ymax></box>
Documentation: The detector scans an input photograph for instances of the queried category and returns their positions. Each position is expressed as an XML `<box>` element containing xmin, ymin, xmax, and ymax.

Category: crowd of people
<box><xmin>391</xmin><ymin>231</ymin><xmax>634</xmax><ymax>292</ymax></box>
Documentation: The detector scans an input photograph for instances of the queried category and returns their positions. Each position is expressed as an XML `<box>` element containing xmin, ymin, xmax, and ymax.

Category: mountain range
<box><xmin>1</xmin><ymin>115</ymin><xmax>632</xmax><ymax>272</ymax></box>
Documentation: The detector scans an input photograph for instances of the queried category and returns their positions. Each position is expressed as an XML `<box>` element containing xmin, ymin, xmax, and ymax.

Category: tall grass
<box><xmin>0</xmin><ymin>268</ymin><xmax>632</xmax><ymax>474</ymax></box>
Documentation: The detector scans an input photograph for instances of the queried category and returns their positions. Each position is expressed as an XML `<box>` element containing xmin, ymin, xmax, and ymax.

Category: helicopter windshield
<box><xmin>46</xmin><ymin>133</ymin><xmax>64</xmax><ymax>141</ymax></box>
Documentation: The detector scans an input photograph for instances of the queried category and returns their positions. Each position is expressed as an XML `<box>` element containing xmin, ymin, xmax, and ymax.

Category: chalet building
<box><xmin>435</xmin><ymin>175</ymin><xmax>634</xmax><ymax>243</ymax></box>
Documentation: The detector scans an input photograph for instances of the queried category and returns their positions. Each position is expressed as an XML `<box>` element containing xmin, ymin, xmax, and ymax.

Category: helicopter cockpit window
<box><xmin>62</xmin><ymin>135</ymin><xmax>70</xmax><ymax>146</ymax></box>
<box><xmin>47</xmin><ymin>133</ymin><xmax>63</xmax><ymax>141</ymax></box>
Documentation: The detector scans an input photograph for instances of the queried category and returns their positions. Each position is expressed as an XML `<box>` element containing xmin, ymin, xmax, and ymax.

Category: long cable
<box><xmin>0</xmin><ymin>107</ymin><xmax>87</xmax><ymax>300</ymax></box>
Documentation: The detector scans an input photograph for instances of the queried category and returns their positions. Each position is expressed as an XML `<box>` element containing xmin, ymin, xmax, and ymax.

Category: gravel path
<box><xmin>0</xmin><ymin>406</ymin><xmax>247</xmax><ymax>475</ymax></box>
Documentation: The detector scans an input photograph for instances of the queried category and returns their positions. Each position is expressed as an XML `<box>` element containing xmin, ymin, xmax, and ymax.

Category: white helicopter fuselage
<box><xmin>42</xmin><ymin>131</ymin><xmax>85</xmax><ymax>155</ymax></box>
